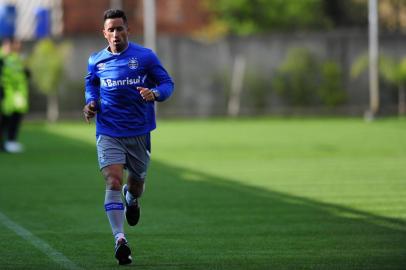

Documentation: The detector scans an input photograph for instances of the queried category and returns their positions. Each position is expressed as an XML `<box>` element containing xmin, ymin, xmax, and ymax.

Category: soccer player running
<box><xmin>83</xmin><ymin>9</ymin><xmax>174</xmax><ymax>265</ymax></box>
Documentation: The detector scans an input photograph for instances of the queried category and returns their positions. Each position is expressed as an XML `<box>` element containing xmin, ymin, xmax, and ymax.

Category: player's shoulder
<box><xmin>128</xmin><ymin>42</ymin><xmax>155</xmax><ymax>57</ymax></box>
<box><xmin>127</xmin><ymin>43</ymin><xmax>160</xmax><ymax>68</ymax></box>
<box><xmin>88</xmin><ymin>48</ymin><xmax>109</xmax><ymax>65</ymax></box>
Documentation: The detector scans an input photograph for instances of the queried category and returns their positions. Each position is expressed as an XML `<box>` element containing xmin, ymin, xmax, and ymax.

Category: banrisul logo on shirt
<box><xmin>101</xmin><ymin>75</ymin><xmax>147</xmax><ymax>88</ymax></box>
<box><xmin>128</xmin><ymin>57</ymin><xmax>138</xmax><ymax>70</ymax></box>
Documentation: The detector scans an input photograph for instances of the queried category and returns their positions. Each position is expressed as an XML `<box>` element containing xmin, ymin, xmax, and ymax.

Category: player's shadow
<box><xmin>135</xmin><ymin>160</ymin><xmax>406</xmax><ymax>270</ymax></box>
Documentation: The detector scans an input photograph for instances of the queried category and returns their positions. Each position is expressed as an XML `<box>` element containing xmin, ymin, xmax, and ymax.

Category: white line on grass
<box><xmin>0</xmin><ymin>211</ymin><xmax>83</xmax><ymax>270</ymax></box>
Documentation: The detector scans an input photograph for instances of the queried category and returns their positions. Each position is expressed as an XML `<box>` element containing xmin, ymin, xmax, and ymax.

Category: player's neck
<box><xmin>109</xmin><ymin>43</ymin><xmax>129</xmax><ymax>54</ymax></box>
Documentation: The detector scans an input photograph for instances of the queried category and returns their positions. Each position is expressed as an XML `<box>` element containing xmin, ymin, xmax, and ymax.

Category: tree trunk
<box><xmin>47</xmin><ymin>93</ymin><xmax>59</xmax><ymax>122</ymax></box>
<box><xmin>368</xmin><ymin>0</ymin><xmax>380</xmax><ymax>119</ymax></box>
<box><xmin>399</xmin><ymin>84</ymin><xmax>406</xmax><ymax>116</ymax></box>
<box><xmin>228</xmin><ymin>55</ymin><xmax>246</xmax><ymax>117</ymax></box>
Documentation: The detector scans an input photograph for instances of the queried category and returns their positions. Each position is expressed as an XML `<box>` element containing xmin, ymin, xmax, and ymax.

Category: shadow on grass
<box><xmin>138</xmin><ymin>161</ymin><xmax>406</xmax><ymax>270</ymax></box>
<box><xmin>0</xmin><ymin>126</ymin><xmax>405</xmax><ymax>270</ymax></box>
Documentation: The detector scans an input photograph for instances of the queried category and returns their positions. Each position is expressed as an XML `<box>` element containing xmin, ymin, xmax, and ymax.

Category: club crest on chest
<box><xmin>128</xmin><ymin>58</ymin><xmax>138</xmax><ymax>70</ymax></box>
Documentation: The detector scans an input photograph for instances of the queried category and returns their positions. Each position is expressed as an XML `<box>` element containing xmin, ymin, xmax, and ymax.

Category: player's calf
<box><xmin>122</xmin><ymin>184</ymin><xmax>141</xmax><ymax>226</ymax></box>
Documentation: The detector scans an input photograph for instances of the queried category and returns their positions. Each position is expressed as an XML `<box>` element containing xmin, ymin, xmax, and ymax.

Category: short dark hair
<box><xmin>103</xmin><ymin>9</ymin><xmax>127</xmax><ymax>25</ymax></box>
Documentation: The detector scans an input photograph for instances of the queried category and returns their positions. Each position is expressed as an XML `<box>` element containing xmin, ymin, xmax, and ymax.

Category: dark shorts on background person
<box><xmin>96</xmin><ymin>133</ymin><xmax>151</xmax><ymax>180</ymax></box>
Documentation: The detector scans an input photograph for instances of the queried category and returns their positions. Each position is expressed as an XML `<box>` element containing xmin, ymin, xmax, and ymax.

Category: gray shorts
<box><xmin>96</xmin><ymin>133</ymin><xmax>151</xmax><ymax>180</ymax></box>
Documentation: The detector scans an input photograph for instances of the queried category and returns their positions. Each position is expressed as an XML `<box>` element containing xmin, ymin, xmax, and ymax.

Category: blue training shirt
<box><xmin>85</xmin><ymin>42</ymin><xmax>174</xmax><ymax>137</ymax></box>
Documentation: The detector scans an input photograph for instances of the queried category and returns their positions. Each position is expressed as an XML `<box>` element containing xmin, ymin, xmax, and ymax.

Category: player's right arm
<box><xmin>84</xmin><ymin>54</ymin><xmax>100</xmax><ymax>123</ymax></box>
<box><xmin>0</xmin><ymin>56</ymin><xmax>4</xmax><ymax>102</ymax></box>
<box><xmin>83</xmin><ymin>101</ymin><xmax>97</xmax><ymax>123</ymax></box>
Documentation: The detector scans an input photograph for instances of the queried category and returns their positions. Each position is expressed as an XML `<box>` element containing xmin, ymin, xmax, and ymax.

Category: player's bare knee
<box><xmin>103</xmin><ymin>170</ymin><xmax>123</xmax><ymax>190</ymax></box>
<box><xmin>106</xmin><ymin>176</ymin><xmax>122</xmax><ymax>190</ymax></box>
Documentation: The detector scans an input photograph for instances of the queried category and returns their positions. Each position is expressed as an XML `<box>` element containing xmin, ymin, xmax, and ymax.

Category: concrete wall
<box><xmin>25</xmin><ymin>30</ymin><xmax>406</xmax><ymax>118</ymax></box>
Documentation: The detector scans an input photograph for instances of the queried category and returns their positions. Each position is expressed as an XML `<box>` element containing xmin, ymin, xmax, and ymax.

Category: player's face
<box><xmin>103</xmin><ymin>18</ymin><xmax>129</xmax><ymax>53</ymax></box>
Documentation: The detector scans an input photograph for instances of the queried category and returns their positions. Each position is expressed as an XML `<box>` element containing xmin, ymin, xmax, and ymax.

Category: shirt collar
<box><xmin>105</xmin><ymin>42</ymin><xmax>130</xmax><ymax>55</ymax></box>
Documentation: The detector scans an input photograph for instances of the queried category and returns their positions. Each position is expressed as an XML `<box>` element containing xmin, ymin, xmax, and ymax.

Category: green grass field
<box><xmin>0</xmin><ymin>117</ymin><xmax>405</xmax><ymax>269</ymax></box>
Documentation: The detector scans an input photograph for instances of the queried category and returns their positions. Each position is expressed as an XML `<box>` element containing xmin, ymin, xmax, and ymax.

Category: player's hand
<box><xmin>137</xmin><ymin>87</ymin><xmax>155</xmax><ymax>102</ymax></box>
<box><xmin>83</xmin><ymin>101</ymin><xmax>97</xmax><ymax>123</ymax></box>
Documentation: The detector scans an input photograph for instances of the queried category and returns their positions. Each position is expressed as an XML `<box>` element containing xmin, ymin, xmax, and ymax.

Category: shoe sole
<box><xmin>115</xmin><ymin>243</ymin><xmax>132</xmax><ymax>265</ymax></box>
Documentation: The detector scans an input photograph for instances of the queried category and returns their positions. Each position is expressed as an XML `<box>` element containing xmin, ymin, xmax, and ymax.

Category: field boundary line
<box><xmin>0</xmin><ymin>211</ymin><xmax>83</xmax><ymax>270</ymax></box>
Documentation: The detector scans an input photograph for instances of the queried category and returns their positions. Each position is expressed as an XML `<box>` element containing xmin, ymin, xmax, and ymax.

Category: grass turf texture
<box><xmin>0</xmin><ymin>117</ymin><xmax>405</xmax><ymax>269</ymax></box>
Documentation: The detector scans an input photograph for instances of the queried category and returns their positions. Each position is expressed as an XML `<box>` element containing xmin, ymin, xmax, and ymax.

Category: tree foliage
<box><xmin>319</xmin><ymin>61</ymin><xmax>347</xmax><ymax>107</ymax></box>
<box><xmin>351</xmin><ymin>53</ymin><xmax>406</xmax><ymax>115</ymax></box>
<box><xmin>203</xmin><ymin>0</ymin><xmax>372</xmax><ymax>36</ymax></box>
<box><xmin>205</xmin><ymin>0</ymin><xmax>329</xmax><ymax>35</ymax></box>
<box><xmin>323</xmin><ymin>0</ymin><xmax>367</xmax><ymax>28</ymax></box>
<box><xmin>351</xmin><ymin>53</ymin><xmax>406</xmax><ymax>85</ymax></box>
<box><xmin>28</xmin><ymin>38</ymin><xmax>72</xmax><ymax>122</ymax></box>
<box><xmin>28</xmin><ymin>38</ymin><xmax>71</xmax><ymax>95</ymax></box>
<box><xmin>272</xmin><ymin>48</ymin><xmax>320</xmax><ymax>105</ymax></box>
<box><xmin>272</xmin><ymin>48</ymin><xmax>346</xmax><ymax>107</ymax></box>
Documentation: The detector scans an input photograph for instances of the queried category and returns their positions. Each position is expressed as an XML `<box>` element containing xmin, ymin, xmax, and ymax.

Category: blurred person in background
<box><xmin>83</xmin><ymin>9</ymin><xmax>174</xmax><ymax>265</ymax></box>
<box><xmin>0</xmin><ymin>38</ymin><xmax>29</xmax><ymax>153</ymax></box>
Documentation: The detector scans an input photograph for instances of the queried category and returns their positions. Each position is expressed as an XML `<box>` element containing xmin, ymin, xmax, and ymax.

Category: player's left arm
<box><xmin>147</xmin><ymin>52</ymin><xmax>174</xmax><ymax>102</ymax></box>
